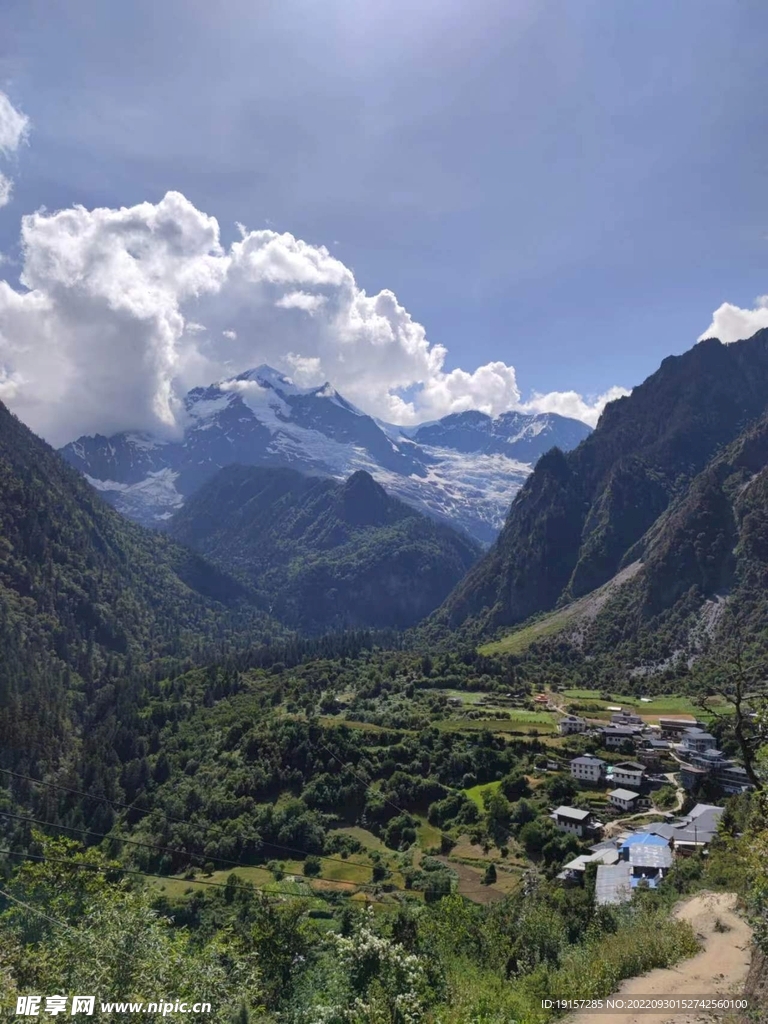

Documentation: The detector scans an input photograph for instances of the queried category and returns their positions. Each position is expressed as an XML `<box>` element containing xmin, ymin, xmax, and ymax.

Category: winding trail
<box><xmin>565</xmin><ymin>892</ymin><xmax>752</xmax><ymax>1024</ymax></box>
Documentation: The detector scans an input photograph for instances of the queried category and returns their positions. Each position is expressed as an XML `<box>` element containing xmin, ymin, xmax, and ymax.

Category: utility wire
<box><xmin>0</xmin><ymin>849</ymin><xmax>396</xmax><ymax>907</ymax></box>
<box><xmin>0</xmin><ymin>883</ymin><xmax>76</xmax><ymax>931</ymax></box>
<box><xmin>0</xmin><ymin>810</ymin><xmax>369</xmax><ymax>891</ymax></box>
<box><xmin>0</xmin><ymin>766</ymin><xmax>375</xmax><ymax>879</ymax></box>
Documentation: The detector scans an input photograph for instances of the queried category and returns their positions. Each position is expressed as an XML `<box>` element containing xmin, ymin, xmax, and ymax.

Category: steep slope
<box><xmin>60</xmin><ymin>366</ymin><xmax>590</xmax><ymax>544</ymax></box>
<box><xmin>0</xmin><ymin>400</ymin><xmax>273</xmax><ymax>770</ymax></box>
<box><xmin>437</xmin><ymin>330</ymin><xmax>768</xmax><ymax>631</ymax></box>
<box><xmin>167</xmin><ymin>464</ymin><xmax>481</xmax><ymax>631</ymax></box>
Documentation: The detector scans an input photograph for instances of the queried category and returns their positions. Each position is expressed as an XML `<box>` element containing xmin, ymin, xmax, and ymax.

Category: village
<box><xmin>542</xmin><ymin>698</ymin><xmax>752</xmax><ymax>905</ymax></box>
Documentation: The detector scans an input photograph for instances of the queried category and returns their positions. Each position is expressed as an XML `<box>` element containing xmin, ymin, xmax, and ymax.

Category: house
<box><xmin>623</xmin><ymin>836</ymin><xmax>673</xmax><ymax>889</ymax></box>
<box><xmin>677</xmin><ymin>745</ymin><xmax>752</xmax><ymax>795</ymax></box>
<box><xmin>644</xmin><ymin>804</ymin><xmax>724</xmax><ymax>852</ymax></box>
<box><xmin>679</xmin><ymin>728</ymin><xmax>717</xmax><ymax>754</ymax></box>
<box><xmin>678</xmin><ymin>762</ymin><xmax>709</xmax><ymax>792</ymax></box>
<box><xmin>596</xmin><ymin>833</ymin><xmax>673</xmax><ymax>903</ymax></box>
<box><xmin>557</xmin><ymin>846</ymin><xmax>619</xmax><ymax>882</ymax></box>
<box><xmin>600</xmin><ymin>725</ymin><xmax>643</xmax><ymax>749</ymax></box>
<box><xmin>552</xmin><ymin>805</ymin><xmax>594</xmax><ymax>837</ymax></box>
<box><xmin>658</xmin><ymin>717</ymin><xmax>700</xmax><ymax>740</ymax></box>
<box><xmin>610</xmin><ymin>710</ymin><xmax>643</xmax><ymax>727</ymax></box>
<box><xmin>558</xmin><ymin>714</ymin><xmax>588</xmax><ymax>736</ymax></box>
<box><xmin>611</xmin><ymin>761</ymin><xmax>646</xmax><ymax>791</ymax></box>
<box><xmin>608</xmin><ymin>788</ymin><xmax>641</xmax><ymax>811</ymax></box>
<box><xmin>570</xmin><ymin>754</ymin><xmax>606</xmax><ymax>783</ymax></box>
<box><xmin>595</xmin><ymin>863</ymin><xmax>633</xmax><ymax>905</ymax></box>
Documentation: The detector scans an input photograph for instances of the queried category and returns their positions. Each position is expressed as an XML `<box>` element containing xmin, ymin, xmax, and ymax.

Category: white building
<box><xmin>558</xmin><ymin>714</ymin><xmax>588</xmax><ymax>735</ymax></box>
<box><xmin>609</xmin><ymin>788</ymin><xmax>641</xmax><ymax>812</ymax></box>
<box><xmin>680</xmin><ymin>728</ymin><xmax>717</xmax><ymax>753</ymax></box>
<box><xmin>611</xmin><ymin>761</ymin><xmax>646</xmax><ymax>791</ymax></box>
<box><xmin>601</xmin><ymin>725</ymin><xmax>642</xmax><ymax>749</ymax></box>
<box><xmin>570</xmin><ymin>754</ymin><xmax>606</xmax><ymax>783</ymax></box>
<box><xmin>552</xmin><ymin>805</ymin><xmax>593</xmax><ymax>837</ymax></box>
<box><xmin>611</xmin><ymin>710</ymin><xmax>643</xmax><ymax>727</ymax></box>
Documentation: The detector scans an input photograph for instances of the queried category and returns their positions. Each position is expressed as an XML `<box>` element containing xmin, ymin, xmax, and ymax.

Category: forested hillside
<box><xmin>0</xmin><ymin>400</ymin><xmax>276</xmax><ymax>774</ymax></box>
<box><xmin>437</xmin><ymin>331</ymin><xmax>768</xmax><ymax>634</ymax></box>
<box><xmin>167</xmin><ymin>465</ymin><xmax>480</xmax><ymax>631</ymax></box>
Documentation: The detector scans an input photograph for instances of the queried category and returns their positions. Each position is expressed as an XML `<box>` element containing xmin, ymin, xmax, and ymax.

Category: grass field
<box><xmin>478</xmin><ymin>607</ymin><xmax>579</xmax><ymax>655</ymax></box>
<box><xmin>463</xmin><ymin>779</ymin><xmax>501</xmax><ymax>810</ymax></box>
<box><xmin>436</xmin><ymin>689</ymin><xmax>493</xmax><ymax>705</ymax></box>
<box><xmin>330</xmin><ymin>825</ymin><xmax>388</xmax><ymax>852</ymax></box>
<box><xmin>437</xmin><ymin>710</ymin><xmax>557</xmax><ymax>736</ymax></box>
<box><xmin>414</xmin><ymin>815</ymin><xmax>443</xmax><ymax>851</ymax></box>
<box><xmin>560</xmin><ymin>690</ymin><xmax>733</xmax><ymax>721</ymax></box>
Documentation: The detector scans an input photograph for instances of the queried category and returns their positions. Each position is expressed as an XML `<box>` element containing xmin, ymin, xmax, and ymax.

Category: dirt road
<box><xmin>565</xmin><ymin>892</ymin><xmax>753</xmax><ymax>1024</ymax></box>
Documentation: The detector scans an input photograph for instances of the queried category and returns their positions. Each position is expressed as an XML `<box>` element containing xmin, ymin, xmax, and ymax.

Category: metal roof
<box><xmin>621</xmin><ymin>833</ymin><xmax>670</xmax><ymax>850</ymax></box>
<box><xmin>609</xmin><ymin>788</ymin><xmax>640</xmax><ymax>801</ymax></box>
<box><xmin>628</xmin><ymin>844</ymin><xmax>673</xmax><ymax>869</ymax></box>
<box><xmin>554</xmin><ymin>805</ymin><xmax>591</xmax><ymax>820</ymax></box>
<box><xmin>595</xmin><ymin>863</ymin><xmax>632</xmax><ymax>905</ymax></box>
<box><xmin>571</xmin><ymin>755</ymin><xmax>606</xmax><ymax>767</ymax></box>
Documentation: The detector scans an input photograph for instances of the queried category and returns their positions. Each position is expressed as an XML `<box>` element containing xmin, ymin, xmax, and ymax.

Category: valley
<box><xmin>2</xmin><ymin>332</ymin><xmax>767</xmax><ymax>1023</ymax></box>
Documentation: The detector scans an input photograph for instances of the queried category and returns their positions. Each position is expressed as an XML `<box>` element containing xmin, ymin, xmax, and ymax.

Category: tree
<box><xmin>483</xmin><ymin>863</ymin><xmax>497</xmax><ymax>885</ymax></box>
<box><xmin>694</xmin><ymin>611</ymin><xmax>768</xmax><ymax>790</ymax></box>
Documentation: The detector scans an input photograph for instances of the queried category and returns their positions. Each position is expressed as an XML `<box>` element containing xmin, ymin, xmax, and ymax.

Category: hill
<box><xmin>436</xmin><ymin>330</ymin><xmax>768</xmax><ymax>635</ymax></box>
<box><xmin>0</xmin><ymin>399</ymin><xmax>273</xmax><ymax>772</ymax></box>
<box><xmin>167</xmin><ymin>464</ymin><xmax>481</xmax><ymax>630</ymax></box>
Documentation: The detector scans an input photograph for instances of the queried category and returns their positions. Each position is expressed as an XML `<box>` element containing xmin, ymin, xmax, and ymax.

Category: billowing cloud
<box><xmin>522</xmin><ymin>385</ymin><xmax>630</xmax><ymax>428</ymax></box>
<box><xmin>0</xmin><ymin>190</ymin><xmax>622</xmax><ymax>444</ymax></box>
<box><xmin>0</xmin><ymin>92</ymin><xmax>30</xmax><ymax>208</ymax></box>
<box><xmin>698</xmin><ymin>297</ymin><xmax>768</xmax><ymax>345</ymax></box>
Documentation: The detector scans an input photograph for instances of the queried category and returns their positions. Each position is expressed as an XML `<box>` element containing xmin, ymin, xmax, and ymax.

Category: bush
<box><xmin>303</xmin><ymin>855</ymin><xmax>321</xmax><ymax>877</ymax></box>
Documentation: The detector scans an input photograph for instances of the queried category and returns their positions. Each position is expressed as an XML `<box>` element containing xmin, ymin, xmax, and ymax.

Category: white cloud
<box><xmin>698</xmin><ymin>297</ymin><xmax>768</xmax><ymax>345</ymax></box>
<box><xmin>522</xmin><ymin>385</ymin><xmax>630</xmax><ymax>428</ymax></box>
<box><xmin>0</xmin><ymin>190</ymin><xmax>623</xmax><ymax>444</ymax></box>
<box><xmin>0</xmin><ymin>93</ymin><xmax>29</xmax><ymax>209</ymax></box>
<box><xmin>275</xmin><ymin>290</ymin><xmax>327</xmax><ymax>313</ymax></box>
<box><xmin>0</xmin><ymin>172</ymin><xmax>12</xmax><ymax>209</ymax></box>
<box><xmin>0</xmin><ymin>92</ymin><xmax>29</xmax><ymax>155</ymax></box>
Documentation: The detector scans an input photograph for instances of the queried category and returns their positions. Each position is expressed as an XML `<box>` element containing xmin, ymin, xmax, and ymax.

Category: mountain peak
<box><xmin>235</xmin><ymin>364</ymin><xmax>306</xmax><ymax>394</ymax></box>
<box><xmin>340</xmin><ymin>469</ymin><xmax>392</xmax><ymax>527</ymax></box>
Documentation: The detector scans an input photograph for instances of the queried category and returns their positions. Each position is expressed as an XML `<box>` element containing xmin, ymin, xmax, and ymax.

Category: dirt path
<box><xmin>566</xmin><ymin>892</ymin><xmax>752</xmax><ymax>1024</ymax></box>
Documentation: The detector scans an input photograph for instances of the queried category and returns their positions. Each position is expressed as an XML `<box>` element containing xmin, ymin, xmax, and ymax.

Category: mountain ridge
<box><xmin>59</xmin><ymin>365</ymin><xmax>591</xmax><ymax>545</ymax></box>
<box><xmin>436</xmin><ymin>330</ymin><xmax>768</xmax><ymax>633</ymax></box>
<box><xmin>166</xmin><ymin>463</ymin><xmax>481</xmax><ymax>631</ymax></box>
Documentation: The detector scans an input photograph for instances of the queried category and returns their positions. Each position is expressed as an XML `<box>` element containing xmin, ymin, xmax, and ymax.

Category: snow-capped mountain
<box><xmin>60</xmin><ymin>366</ymin><xmax>591</xmax><ymax>544</ymax></box>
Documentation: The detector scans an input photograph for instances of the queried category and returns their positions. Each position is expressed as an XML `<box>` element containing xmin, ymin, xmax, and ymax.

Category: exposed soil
<box><xmin>434</xmin><ymin>855</ymin><xmax>506</xmax><ymax>905</ymax></box>
<box><xmin>566</xmin><ymin>892</ymin><xmax>753</xmax><ymax>1024</ymax></box>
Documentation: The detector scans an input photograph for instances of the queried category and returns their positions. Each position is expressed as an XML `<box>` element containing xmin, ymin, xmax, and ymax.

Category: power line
<box><xmin>0</xmin><ymin>883</ymin><xmax>76</xmax><ymax>931</ymax></box>
<box><xmin>0</xmin><ymin>810</ymin><xmax>371</xmax><ymax>892</ymax></box>
<box><xmin>0</xmin><ymin>848</ymin><xmax>396</xmax><ymax>908</ymax></box>
<box><xmin>0</xmin><ymin>756</ymin><xmax>516</xmax><ymax>901</ymax></box>
<box><xmin>311</xmin><ymin>739</ymin><xmax>520</xmax><ymax>898</ymax></box>
<box><xmin>0</xmin><ymin>766</ymin><xmax>375</xmax><ymax>880</ymax></box>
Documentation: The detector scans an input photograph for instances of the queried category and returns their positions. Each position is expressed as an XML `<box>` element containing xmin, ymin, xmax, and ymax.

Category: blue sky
<box><xmin>2</xmin><ymin>0</ymin><xmax>768</xmax><ymax>442</ymax></box>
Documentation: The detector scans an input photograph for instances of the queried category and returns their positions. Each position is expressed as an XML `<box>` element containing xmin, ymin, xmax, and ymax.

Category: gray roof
<box><xmin>628</xmin><ymin>844</ymin><xmax>673</xmax><ymax>869</ymax></box>
<box><xmin>571</xmin><ymin>755</ymin><xmax>606</xmax><ymax>767</ymax></box>
<box><xmin>644</xmin><ymin>823</ymin><xmax>678</xmax><ymax>840</ymax></box>
<box><xmin>595</xmin><ymin>863</ymin><xmax>632</xmax><ymax>905</ymax></box>
<box><xmin>614</xmin><ymin>761</ymin><xmax>646</xmax><ymax>772</ymax></box>
<box><xmin>602</xmin><ymin>725</ymin><xmax>642</xmax><ymax>736</ymax></box>
<box><xmin>609</xmin><ymin>788</ymin><xmax>641</xmax><ymax>801</ymax></box>
<box><xmin>560</xmin><ymin>847</ymin><xmax>620</xmax><ymax>876</ymax></box>
<box><xmin>554</xmin><ymin>805</ymin><xmax>591</xmax><ymax>821</ymax></box>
